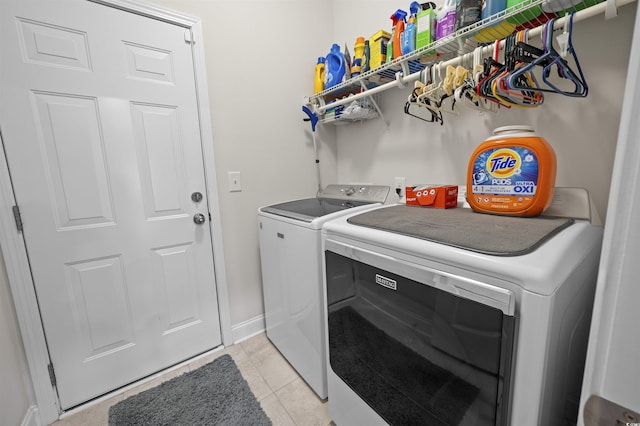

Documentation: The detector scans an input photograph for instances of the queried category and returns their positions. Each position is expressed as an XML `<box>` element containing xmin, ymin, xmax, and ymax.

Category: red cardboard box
<box><xmin>405</xmin><ymin>185</ymin><xmax>458</xmax><ymax>208</ymax></box>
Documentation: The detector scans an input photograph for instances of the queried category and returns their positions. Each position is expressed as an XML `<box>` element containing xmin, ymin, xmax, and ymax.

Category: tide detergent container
<box><xmin>467</xmin><ymin>126</ymin><xmax>557</xmax><ymax>217</ymax></box>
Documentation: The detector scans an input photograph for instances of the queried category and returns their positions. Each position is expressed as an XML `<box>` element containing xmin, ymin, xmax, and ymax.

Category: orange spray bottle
<box><xmin>390</xmin><ymin>9</ymin><xmax>407</xmax><ymax>60</ymax></box>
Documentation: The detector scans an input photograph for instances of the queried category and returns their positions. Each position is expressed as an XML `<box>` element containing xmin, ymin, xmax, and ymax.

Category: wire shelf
<box><xmin>307</xmin><ymin>0</ymin><xmax>607</xmax><ymax>118</ymax></box>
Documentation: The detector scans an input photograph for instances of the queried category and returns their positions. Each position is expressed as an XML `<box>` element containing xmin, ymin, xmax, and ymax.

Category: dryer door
<box><xmin>324</xmin><ymin>241</ymin><xmax>515</xmax><ymax>426</ymax></box>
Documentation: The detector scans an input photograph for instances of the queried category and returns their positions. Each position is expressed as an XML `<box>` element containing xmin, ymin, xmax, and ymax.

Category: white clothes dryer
<box><xmin>322</xmin><ymin>189</ymin><xmax>603</xmax><ymax>425</ymax></box>
<box><xmin>258</xmin><ymin>184</ymin><xmax>389</xmax><ymax>399</ymax></box>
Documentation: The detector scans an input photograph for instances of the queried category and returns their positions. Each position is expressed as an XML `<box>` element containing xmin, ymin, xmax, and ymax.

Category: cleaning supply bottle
<box><xmin>474</xmin><ymin>0</ymin><xmax>516</xmax><ymax>43</ymax></box>
<box><xmin>390</xmin><ymin>9</ymin><xmax>407</xmax><ymax>60</ymax></box>
<box><xmin>361</xmin><ymin>40</ymin><xmax>370</xmax><ymax>73</ymax></box>
<box><xmin>369</xmin><ymin>30</ymin><xmax>390</xmax><ymax>69</ymax></box>
<box><xmin>314</xmin><ymin>57</ymin><xmax>325</xmax><ymax>94</ymax></box>
<box><xmin>386</xmin><ymin>42</ymin><xmax>394</xmax><ymax>63</ymax></box>
<box><xmin>455</xmin><ymin>0</ymin><xmax>482</xmax><ymax>31</ymax></box>
<box><xmin>351</xmin><ymin>37</ymin><xmax>365</xmax><ymax>77</ymax></box>
<box><xmin>324</xmin><ymin>44</ymin><xmax>346</xmax><ymax>89</ymax></box>
<box><xmin>343</xmin><ymin>43</ymin><xmax>352</xmax><ymax>80</ymax></box>
<box><xmin>401</xmin><ymin>2</ymin><xmax>421</xmax><ymax>56</ymax></box>
<box><xmin>467</xmin><ymin>126</ymin><xmax>557</xmax><ymax>217</ymax></box>
<box><xmin>436</xmin><ymin>0</ymin><xmax>456</xmax><ymax>40</ymax></box>
<box><xmin>416</xmin><ymin>2</ymin><xmax>437</xmax><ymax>59</ymax></box>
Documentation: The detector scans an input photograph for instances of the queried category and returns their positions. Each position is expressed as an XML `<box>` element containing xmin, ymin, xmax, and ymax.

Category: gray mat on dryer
<box><xmin>108</xmin><ymin>354</ymin><xmax>271</xmax><ymax>426</ymax></box>
<box><xmin>347</xmin><ymin>205</ymin><xmax>573</xmax><ymax>256</ymax></box>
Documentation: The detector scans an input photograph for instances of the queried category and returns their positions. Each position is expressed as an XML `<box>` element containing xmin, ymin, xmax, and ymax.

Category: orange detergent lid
<box><xmin>467</xmin><ymin>126</ymin><xmax>557</xmax><ymax>217</ymax></box>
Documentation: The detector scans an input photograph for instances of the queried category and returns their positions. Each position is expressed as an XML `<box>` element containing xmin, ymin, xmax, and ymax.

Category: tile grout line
<box><xmin>240</xmin><ymin>337</ymin><xmax>301</xmax><ymax>425</ymax></box>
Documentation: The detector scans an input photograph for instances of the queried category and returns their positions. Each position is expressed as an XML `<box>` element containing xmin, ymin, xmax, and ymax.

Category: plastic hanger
<box><xmin>453</xmin><ymin>48</ymin><xmax>498</xmax><ymax>113</ymax></box>
<box><xmin>541</xmin><ymin>13</ymin><xmax>588</xmax><ymax>97</ymax></box>
<box><xmin>505</xmin><ymin>21</ymin><xmax>560</xmax><ymax>94</ymax></box>
<box><xmin>506</xmin><ymin>15</ymin><xmax>587</xmax><ymax>97</ymax></box>
<box><xmin>415</xmin><ymin>64</ymin><xmax>443</xmax><ymax>111</ymax></box>
<box><xmin>403</xmin><ymin>66</ymin><xmax>444</xmax><ymax>124</ymax></box>
<box><xmin>433</xmin><ymin>63</ymin><xmax>461</xmax><ymax>115</ymax></box>
<box><xmin>492</xmin><ymin>31</ymin><xmax>544</xmax><ymax>108</ymax></box>
<box><xmin>476</xmin><ymin>40</ymin><xmax>512</xmax><ymax>108</ymax></box>
<box><xmin>443</xmin><ymin>65</ymin><xmax>456</xmax><ymax>96</ymax></box>
<box><xmin>417</xmin><ymin>63</ymin><xmax>447</xmax><ymax>106</ymax></box>
<box><xmin>405</xmin><ymin>84</ymin><xmax>444</xmax><ymax>124</ymax></box>
<box><xmin>490</xmin><ymin>35</ymin><xmax>524</xmax><ymax>107</ymax></box>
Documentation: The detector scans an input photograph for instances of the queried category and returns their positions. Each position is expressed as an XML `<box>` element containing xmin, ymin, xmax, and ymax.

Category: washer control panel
<box><xmin>319</xmin><ymin>185</ymin><xmax>390</xmax><ymax>203</ymax></box>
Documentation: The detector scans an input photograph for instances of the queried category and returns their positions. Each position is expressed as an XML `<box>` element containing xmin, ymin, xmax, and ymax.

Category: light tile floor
<box><xmin>52</xmin><ymin>332</ymin><xmax>332</xmax><ymax>426</ymax></box>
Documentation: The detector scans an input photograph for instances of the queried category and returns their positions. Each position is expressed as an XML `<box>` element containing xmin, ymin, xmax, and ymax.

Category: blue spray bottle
<box><xmin>401</xmin><ymin>2</ymin><xmax>422</xmax><ymax>56</ymax></box>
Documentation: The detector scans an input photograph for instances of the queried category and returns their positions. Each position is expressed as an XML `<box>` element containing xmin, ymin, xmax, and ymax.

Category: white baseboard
<box><xmin>21</xmin><ymin>405</ymin><xmax>41</xmax><ymax>426</ymax></box>
<box><xmin>231</xmin><ymin>314</ymin><xmax>265</xmax><ymax>344</ymax></box>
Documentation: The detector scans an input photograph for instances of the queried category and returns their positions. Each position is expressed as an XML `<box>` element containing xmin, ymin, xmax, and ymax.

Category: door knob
<box><xmin>193</xmin><ymin>213</ymin><xmax>206</xmax><ymax>225</ymax></box>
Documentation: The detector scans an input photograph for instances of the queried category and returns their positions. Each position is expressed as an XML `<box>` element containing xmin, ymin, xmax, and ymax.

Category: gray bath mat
<box><xmin>108</xmin><ymin>354</ymin><xmax>271</xmax><ymax>426</ymax></box>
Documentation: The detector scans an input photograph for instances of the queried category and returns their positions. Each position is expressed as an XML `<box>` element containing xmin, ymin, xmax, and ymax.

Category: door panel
<box><xmin>33</xmin><ymin>92</ymin><xmax>115</xmax><ymax>228</ymax></box>
<box><xmin>151</xmin><ymin>243</ymin><xmax>202</xmax><ymax>333</ymax></box>
<box><xmin>16</xmin><ymin>17</ymin><xmax>93</xmax><ymax>71</ymax></box>
<box><xmin>66</xmin><ymin>256</ymin><xmax>135</xmax><ymax>359</ymax></box>
<box><xmin>124</xmin><ymin>41</ymin><xmax>175</xmax><ymax>83</ymax></box>
<box><xmin>0</xmin><ymin>0</ymin><xmax>221</xmax><ymax>409</ymax></box>
<box><xmin>130</xmin><ymin>102</ymin><xmax>188</xmax><ymax>218</ymax></box>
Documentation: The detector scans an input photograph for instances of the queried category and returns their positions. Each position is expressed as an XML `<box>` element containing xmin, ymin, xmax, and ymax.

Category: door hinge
<box><xmin>184</xmin><ymin>30</ymin><xmax>195</xmax><ymax>44</ymax></box>
<box><xmin>48</xmin><ymin>363</ymin><xmax>57</xmax><ymax>387</ymax></box>
<box><xmin>12</xmin><ymin>205</ymin><xmax>23</xmax><ymax>232</ymax></box>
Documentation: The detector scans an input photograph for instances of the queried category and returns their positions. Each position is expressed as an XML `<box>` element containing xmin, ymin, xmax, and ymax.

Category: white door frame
<box><xmin>0</xmin><ymin>0</ymin><xmax>232</xmax><ymax>423</ymax></box>
<box><xmin>578</xmin><ymin>4</ymin><xmax>640</xmax><ymax>424</ymax></box>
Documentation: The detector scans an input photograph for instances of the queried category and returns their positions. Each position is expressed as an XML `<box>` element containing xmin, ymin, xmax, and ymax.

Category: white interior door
<box><xmin>0</xmin><ymin>0</ymin><xmax>222</xmax><ymax>409</ymax></box>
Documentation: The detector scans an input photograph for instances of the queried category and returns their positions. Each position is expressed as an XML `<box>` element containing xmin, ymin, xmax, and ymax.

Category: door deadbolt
<box><xmin>193</xmin><ymin>213</ymin><xmax>206</xmax><ymax>225</ymax></box>
<box><xmin>191</xmin><ymin>192</ymin><xmax>203</xmax><ymax>202</ymax></box>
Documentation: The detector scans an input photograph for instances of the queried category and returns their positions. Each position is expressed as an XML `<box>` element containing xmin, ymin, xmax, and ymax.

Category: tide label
<box><xmin>471</xmin><ymin>147</ymin><xmax>539</xmax><ymax>197</ymax></box>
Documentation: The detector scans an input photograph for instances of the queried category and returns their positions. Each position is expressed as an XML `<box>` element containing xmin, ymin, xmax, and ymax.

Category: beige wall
<box><xmin>0</xmin><ymin>253</ymin><xmax>35</xmax><ymax>425</ymax></box>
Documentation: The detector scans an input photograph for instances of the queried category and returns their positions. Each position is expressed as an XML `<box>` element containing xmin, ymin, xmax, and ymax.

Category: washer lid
<box><xmin>260</xmin><ymin>185</ymin><xmax>390</xmax><ymax>222</ymax></box>
<box><xmin>261</xmin><ymin>198</ymin><xmax>373</xmax><ymax>222</ymax></box>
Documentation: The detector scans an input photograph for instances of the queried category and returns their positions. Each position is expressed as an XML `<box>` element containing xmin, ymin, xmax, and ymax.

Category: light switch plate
<box><xmin>228</xmin><ymin>171</ymin><xmax>242</xmax><ymax>192</ymax></box>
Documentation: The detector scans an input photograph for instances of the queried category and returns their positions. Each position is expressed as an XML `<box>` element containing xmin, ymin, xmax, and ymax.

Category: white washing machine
<box><xmin>321</xmin><ymin>189</ymin><xmax>603</xmax><ymax>425</ymax></box>
<box><xmin>258</xmin><ymin>184</ymin><xmax>390</xmax><ymax>399</ymax></box>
